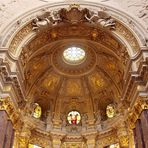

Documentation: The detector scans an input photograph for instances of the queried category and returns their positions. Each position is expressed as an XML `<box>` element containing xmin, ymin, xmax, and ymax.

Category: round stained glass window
<box><xmin>67</xmin><ymin>111</ymin><xmax>81</xmax><ymax>125</ymax></box>
<box><xmin>63</xmin><ymin>47</ymin><xmax>86</xmax><ymax>65</ymax></box>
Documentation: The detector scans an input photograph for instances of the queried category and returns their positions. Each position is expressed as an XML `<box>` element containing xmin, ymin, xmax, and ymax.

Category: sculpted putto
<box><xmin>32</xmin><ymin>7</ymin><xmax>116</xmax><ymax>31</ymax></box>
<box><xmin>32</xmin><ymin>11</ymin><xmax>61</xmax><ymax>31</ymax></box>
<box><xmin>85</xmin><ymin>11</ymin><xmax>116</xmax><ymax>30</ymax></box>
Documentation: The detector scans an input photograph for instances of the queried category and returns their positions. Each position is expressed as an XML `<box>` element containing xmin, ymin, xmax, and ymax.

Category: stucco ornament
<box><xmin>32</xmin><ymin>6</ymin><xmax>116</xmax><ymax>31</ymax></box>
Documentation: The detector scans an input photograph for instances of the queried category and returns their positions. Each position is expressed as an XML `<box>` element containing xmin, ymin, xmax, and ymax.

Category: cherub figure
<box><xmin>32</xmin><ymin>11</ymin><xmax>61</xmax><ymax>31</ymax></box>
<box><xmin>85</xmin><ymin>10</ymin><xmax>115</xmax><ymax>29</ymax></box>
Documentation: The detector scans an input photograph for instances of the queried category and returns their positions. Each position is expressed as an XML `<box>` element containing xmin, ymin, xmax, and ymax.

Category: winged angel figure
<box><xmin>85</xmin><ymin>11</ymin><xmax>115</xmax><ymax>29</ymax></box>
<box><xmin>32</xmin><ymin>11</ymin><xmax>61</xmax><ymax>31</ymax></box>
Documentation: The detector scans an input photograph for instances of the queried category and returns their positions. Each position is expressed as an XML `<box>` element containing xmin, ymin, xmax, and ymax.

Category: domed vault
<box><xmin>1</xmin><ymin>2</ymin><xmax>147</xmax><ymax>148</ymax></box>
<box><xmin>21</xmin><ymin>6</ymin><xmax>127</xmax><ymax>125</ymax></box>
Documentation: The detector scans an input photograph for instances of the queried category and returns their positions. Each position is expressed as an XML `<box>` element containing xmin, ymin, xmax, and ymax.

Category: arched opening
<box><xmin>0</xmin><ymin>2</ymin><xmax>147</xmax><ymax>148</ymax></box>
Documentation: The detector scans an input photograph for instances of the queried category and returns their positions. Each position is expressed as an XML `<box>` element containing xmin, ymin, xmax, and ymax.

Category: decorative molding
<box><xmin>0</xmin><ymin>65</ymin><xmax>25</xmax><ymax>103</ymax></box>
<box><xmin>127</xmin><ymin>96</ymin><xmax>148</xmax><ymax>129</ymax></box>
<box><xmin>0</xmin><ymin>96</ymin><xmax>22</xmax><ymax>130</ymax></box>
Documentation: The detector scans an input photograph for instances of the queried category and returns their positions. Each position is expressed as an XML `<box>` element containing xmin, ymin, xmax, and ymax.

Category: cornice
<box><xmin>0</xmin><ymin>96</ymin><xmax>23</xmax><ymax>130</ymax></box>
<box><xmin>122</xmin><ymin>53</ymin><xmax>148</xmax><ymax>103</ymax></box>
<box><xmin>0</xmin><ymin>62</ymin><xmax>25</xmax><ymax>104</ymax></box>
<box><xmin>127</xmin><ymin>97</ymin><xmax>148</xmax><ymax>129</ymax></box>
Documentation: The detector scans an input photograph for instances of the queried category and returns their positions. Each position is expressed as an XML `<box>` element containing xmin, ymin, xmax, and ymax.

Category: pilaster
<box><xmin>117</xmin><ymin>123</ymin><xmax>129</xmax><ymax>148</ymax></box>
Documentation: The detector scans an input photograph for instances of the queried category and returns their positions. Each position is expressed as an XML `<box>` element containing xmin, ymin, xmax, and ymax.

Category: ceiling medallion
<box><xmin>63</xmin><ymin>46</ymin><xmax>86</xmax><ymax>65</ymax></box>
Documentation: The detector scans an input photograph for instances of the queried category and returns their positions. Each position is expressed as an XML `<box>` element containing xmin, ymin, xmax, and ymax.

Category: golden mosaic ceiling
<box><xmin>20</xmin><ymin>6</ymin><xmax>127</xmax><ymax>118</ymax></box>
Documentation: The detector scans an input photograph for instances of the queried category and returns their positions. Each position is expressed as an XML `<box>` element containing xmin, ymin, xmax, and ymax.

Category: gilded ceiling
<box><xmin>0</xmin><ymin>1</ymin><xmax>147</xmax><ymax>147</ymax></box>
<box><xmin>19</xmin><ymin>6</ymin><xmax>127</xmax><ymax>121</ymax></box>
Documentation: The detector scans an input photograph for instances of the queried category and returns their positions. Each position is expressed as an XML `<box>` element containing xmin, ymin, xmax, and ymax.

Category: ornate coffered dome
<box><xmin>0</xmin><ymin>1</ymin><xmax>148</xmax><ymax>148</ymax></box>
<box><xmin>20</xmin><ymin>6</ymin><xmax>127</xmax><ymax>123</ymax></box>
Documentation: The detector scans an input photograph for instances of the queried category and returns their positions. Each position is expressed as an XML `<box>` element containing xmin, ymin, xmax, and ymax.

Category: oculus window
<box><xmin>63</xmin><ymin>47</ymin><xmax>86</xmax><ymax>65</ymax></box>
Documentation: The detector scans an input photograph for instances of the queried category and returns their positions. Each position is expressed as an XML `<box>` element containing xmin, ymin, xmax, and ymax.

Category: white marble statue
<box><xmin>32</xmin><ymin>11</ymin><xmax>61</xmax><ymax>31</ymax></box>
<box><xmin>85</xmin><ymin>11</ymin><xmax>115</xmax><ymax>29</ymax></box>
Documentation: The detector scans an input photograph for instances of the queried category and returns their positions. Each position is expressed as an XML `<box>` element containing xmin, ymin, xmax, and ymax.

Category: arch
<box><xmin>0</xmin><ymin>1</ymin><xmax>147</xmax><ymax>60</ymax></box>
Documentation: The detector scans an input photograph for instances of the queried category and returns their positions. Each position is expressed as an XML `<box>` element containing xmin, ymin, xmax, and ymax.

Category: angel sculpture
<box><xmin>32</xmin><ymin>11</ymin><xmax>61</xmax><ymax>31</ymax></box>
<box><xmin>85</xmin><ymin>11</ymin><xmax>115</xmax><ymax>30</ymax></box>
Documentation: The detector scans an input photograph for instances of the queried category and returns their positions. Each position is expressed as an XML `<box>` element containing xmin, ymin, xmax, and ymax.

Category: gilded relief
<box><xmin>106</xmin><ymin>63</ymin><xmax>116</xmax><ymax>71</ymax></box>
<box><xmin>25</xmin><ymin>57</ymin><xmax>46</xmax><ymax>83</ymax></box>
<box><xmin>66</xmin><ymin>80</ymin><xmax>81</xmax><ymax>96</ymax></box>
<box><xmin>89</xmin><ymin>73</ymin><xmax>105</xmax><ymax>92</ymax></box>
<box><xmin>42</xmin><ymin>74</ymin><xmax>59</xmax><ymax>92</ymax></box>
<box><xmin>116</xmin><ymin>22</ymin><xmax>140</xmax><ymax>54</ymax></box>
<box><xmin>9</xmin><ymin>23</ymin><xmax>32</xmax><ymax>55</ymax></box>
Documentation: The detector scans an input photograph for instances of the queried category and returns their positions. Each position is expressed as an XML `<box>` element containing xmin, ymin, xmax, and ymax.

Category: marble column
<box><xmin>3</xmin><ymin>120</ymin><xmax>14</xmax><ymax>148</ymax></box>
<box><xmin>0</xmin><ymin>111</ymin><xmax>8</xmax><ymax>147</ymax></box>
<box><xmin>135</xmin><ymin>119</ymin><xmax>145</xmax><ymax>148</ymax></box>
<box><xmin>140</xmin><ymin>110</ymin><xmax>148</xmax><ymax>148</ymax></box>
<box><xmin>133</xmin><ymin>110</ymin><xmax>148</xmax><ymax>148</ymax></box>
<box><xmin>0</xmin><ymin>110</ymin><xmax>14</xmax><ymax>148</ymax></box>
<box><xmin>133</xmin><ymin>128</ymin><xmax>138</xmax><ymax>148</ymax></box>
